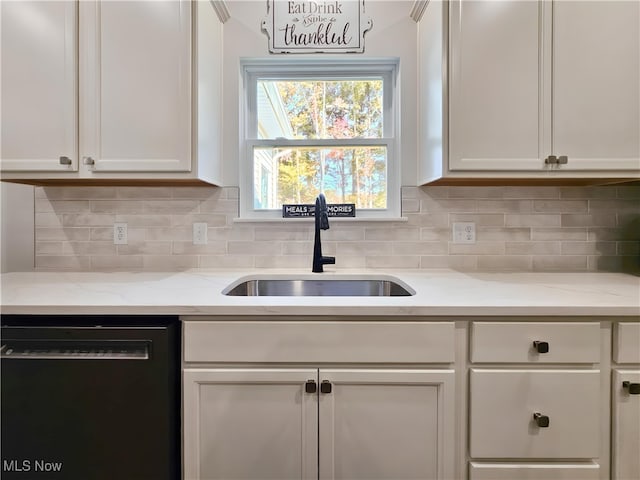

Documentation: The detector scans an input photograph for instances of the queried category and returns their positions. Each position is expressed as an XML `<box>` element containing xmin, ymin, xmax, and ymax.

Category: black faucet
<box><xmin>312</xmin><ymin>193</ymin><xmax>335</xmax><ymax>273</ymax></box>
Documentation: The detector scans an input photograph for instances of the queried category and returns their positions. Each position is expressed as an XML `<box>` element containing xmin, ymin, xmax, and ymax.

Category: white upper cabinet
<box><xmin>552</xmin><ymin>1</ymin><xmax>640</xmax><ymax>171</ymax></box>
<box><xmin>1</xmin><ymin>0</ymin><xmax>223</xmax><ymax>184</ymax></box>
<box><xmin>1</xmin><ymin>1</ymin><xmax>78</xmax><ymax>172</ymax></box>
<box><xmin>418</xmin><ymin>0</ymin><xmax>640</xmax><ymax>183</ymax></box>
<box><xmin>80</xmin><ymin>0</ymin><xmax>191</xmax><ymax>173</ymax></box>
<box><xmin>449</xmin><ymin>0</ymin><xmax>544</xmax><ymax>172</ymax></box>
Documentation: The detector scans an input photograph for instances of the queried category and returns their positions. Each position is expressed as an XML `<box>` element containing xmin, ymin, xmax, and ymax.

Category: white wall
<box><xmin>221</xmin><ymin>0</ymin><xmax>418</xmax><ymax>185</ymax></box>
<box><xmin>1</xmin><ymin>182</ymin><xmax>34</xmax><ymax>272</ymax></box>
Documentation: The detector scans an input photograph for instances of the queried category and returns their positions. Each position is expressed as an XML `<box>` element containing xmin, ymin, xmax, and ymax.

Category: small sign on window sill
<box><xmin>283</xmin><ymin>203</ymin><xmax>356</xmax><ymax>218</ymax></box>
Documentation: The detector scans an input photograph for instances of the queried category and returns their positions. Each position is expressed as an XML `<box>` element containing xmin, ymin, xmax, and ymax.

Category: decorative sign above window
<box><xmin>261</xmin><ymin>0</ymin><xmax>373</xmax><ymax>54</ymax></box>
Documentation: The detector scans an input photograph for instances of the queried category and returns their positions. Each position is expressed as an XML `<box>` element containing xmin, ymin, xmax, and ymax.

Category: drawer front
<box><xmin>184</xmin><ymin>321</ymin><xmax>455</xmax><ymax>363</ymax></box>
<box><xmin>614</xmin><ymin>323</ymin><xmax>640</xmax><ymax>364</ymax></box>
<box><xmin>469</xmin><ymin>462</ymin><xmax>600</xmax><ymax>480</ymax></box>
<box><xmin>470</xmin><ymin>369</ymin><xmax>600</xmax><ymax>459</ymax></box>
<box><xmin>471</xmin><ymin>322</ymin><xmax>600</xmax><ymax>363</ymax></box>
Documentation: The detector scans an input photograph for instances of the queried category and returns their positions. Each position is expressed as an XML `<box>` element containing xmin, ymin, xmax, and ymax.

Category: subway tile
<box><xmin>392</xmin><ymin>242</ymin><xmax>448</xmax><ymax>255</ymax></box>
<box><xmin>37</xmin><ymin>200</ymin><xmax>90</xmax><ymax>213</ymax></box>
<box><xmin>36</xmin><ymin>242</ymin><xmax>64</xmax><ymax>255</ymax></box>
<box><xmin>62</xmin><ymin>214</ymin><xmax>115</xmax><ymax>227</ymax></box>
<box><xmin>90</xmin><ymin>200</ymin><xmax>146</xmax><ymax>214</ymax></box>
<box><xmin>115</xmin><ymin>215</ymin><xmax>172</xmax><ymax>227</ymax></box>
<box><xmin>533</xmin><ymin>200</ymin><xmax>588</xmax><ymax>213</ymax></box>
<box><xmin>503</xmin><ymin>187</ymin><xmax>560</xmax><ymax>199</ymax></box>
<box><xmin>477</xmin><ymin>227</ymin><xmax>530</xmax><ymax>241</ymax></box>
<box><xmin>561</xmin><ymin>241</ymin><xmax>616</xmax><ymax>256</ymax></box>
<box><xmin>405</xmin><ymin>213</ymin><xmax>449</xmax><ymax>228</ymax></box>
<box><xmin>117</xmin><ymin>242</ymin><xmax>173</xmax><ymax>255</ymax></box>
<box><xmin>117</xmin><ymin>187</ymin><xmax>172</xmax><ymax>199</ymax></box>
<box><xmin>36</xmin><ymin>256</ymin><xmax>92</xmax><ymax>270</ymax></box>
<box><xmin>142</xmin><ymin>255</ymin><xmax>199</xmax><ymax>270</ymax></box>
<box><xmin>172</xmin><ymin>241</ymin><xmax>227</xmax><ymax>255</ymax></box>
<box><xmin>476</xmin><ymin>200</ymin><xmax>533</xmax><ymax>214</ymax></box>
<box><xmin>228</xmin><ymin>241</ymin><xmax>281</xmax><ymax>255</ymax></box>
<box><xmin>401</xmin><ymin>198</ymin><xmax>420</xmax><ymax>213</ymax></box>
<box><xmin>365</xmin><ymin>227</ymin><xmax>420</xmax><ymax>241</ymax></box>
<box><xmin>199</xmin><ymin>255</ymin><xmax>255</xmax><ymax>269</ymax></box>
<box><xmin>532</xmin><ymin>227</ymin><xmax>587</xmax><ymax>241</ymax></box>
<box><xmin>561</xmin><ymin>214</ymin><xmax>616</xmax><ymax>227</ymax></box>
<box><xmin>477</xmin><ymin>255</ymin><xmax>532</xmax><ymax>271</ymax></box>
<box><xmin>170</xmin><ymin>186</ymin><xmax>219</xmax><ymax>199</ymax></box>
<box><xmin>322</xmin><ymin>227</ymin><xmax>365</xmax><ymax>241</ymax></box>
<box><xmin>338</xmin><ymin>242</ymin><xmax>393</xmax><ymax>256</ymax></box>
<box><xmin>89</xmin><ymin>227</ymin><xmax>145</xmax><ymax>243</ymax></box>
<box><xmin>145</xmin><ymin>227</ymin><xmax>191</xmax><ymax>242</ymax></box>
<box><xmin>90</xmin><ymin>256</ymin><xmax>144</xmax><ymax>270</ymax></box>
<box><xmin>63</xmin><ymin>242</ymin><xmax>117</xmax><ymax>255</ymax></box>
<box><xmin>589</xmin><ymin>255</ymin><xmax>639</xmax><ymax>273</ymax></box>
<box><xmin>450</xmin><ymin>213</ymin><xmax>505</xmax><ymax>226</ymax></box>
<box><xmin>255</xmin><ymin>227</ymin><xmax>311</xmax><ymax>241</ymax></box>
<box><xmin>533</xmin><ymin>255</ymin><xmax>587</xmax><ymax>271</ymax></box>
<box><xmin>617</xmin><ymin>186</ymin><xmax>640</xmax><ymax>199</ymax></box>
<box><xmin>144</xmin><ymin>200</ymin><xmax>199</xmax><ymax>214</ymax></box>
<box><xmin>401</xmin><ymin>186</ymin><xmax>420</xmax><ymax>199</ymax></box>
<box><xmin>506</xmin><ymin>214</ymin><xmax>561</xmax><ymax>227</ymax></box>
<box><xmin>589</xmin><ymin>199</ymin><xmax>640</xmax><ymax>213</ymax></box>
<box><xmin>171</xmin><ymin>213</ymin><xmax>227</xmax><ymax>227</ymax></box>
<box><xmin>41</xmin><ymin>187</ymin><xmax>117</xmax><ymax>200</ymax></box>
<box><xmin>560</xmin><ymin>186</ymin><xmax>617</xmax><ymax>199</ymax></box>
<box><xmin>282</xmin><ymin>242</ymin><xmax>314</xmax><ymax>256</ymax></box>
<box><xmin>199</xmin><ymin>198</ymin><xmax>239</xmax><ymax>214</ymax></box>
<box><xmin>506</xmin><ymin>241</ymin><xmax>561</xmax><ymax>255</ymax></box>
<box><xmin>365</xmin><ymin>255</ymin><xmax>421</xmax><ymax>269</ymax></box>
<box><xmin>256</xmin><ymin>255</ymin><xmax>309</xmax><ymax>269</ymax></box>
<box><xmin>35</xmin><ymin>213</ymin><xmax>63</xmax><ymax>227</ymax></box>
<box><xmin>420</xmin><ymin>228</ymin><xmax>451</xmax><ymax>241</ymax></box>
<box><xmin>420</xmin><ymin>255</ymin><xmax>478</xmax><ymax>270</ymax></box>
<box><xmin>208</xmin><ymin>226</ymin><xmax>255</xmax><ymax>241</ymax></box>
<box><xmin>450</xmin><ymin>242</ymin><xmax>505</xmax><ymax>255</ymax></box>
<box><xmin>36</xmin><ymin>227</ymin><xmax>90</xmax><ymax>241</ymax></box>
<box><xmin>618</xmin><ymin>241</ymin><xmax>640</xmax><ymax>255</ymax></box>
<box><xmin>449</xmin><ymin>186</ymin><xmax>504</xmax><ymax>198</ymax></box>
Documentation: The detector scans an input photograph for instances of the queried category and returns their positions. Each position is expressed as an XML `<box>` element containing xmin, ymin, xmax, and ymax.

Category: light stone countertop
<box><xmin>1</xmin><ymin>269</ymin><xmax>639</xmax><ymax>317</ymax></box>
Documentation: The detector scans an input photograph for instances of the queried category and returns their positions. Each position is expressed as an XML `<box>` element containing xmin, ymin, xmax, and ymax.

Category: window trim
<box><xmin>239</xmin><ymin>57</ymin><xmax>401</xmax><ymax>220</ymax></box>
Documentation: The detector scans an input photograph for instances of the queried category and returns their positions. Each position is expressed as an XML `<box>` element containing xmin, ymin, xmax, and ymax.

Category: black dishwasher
<box><xmin>1</xmin><ymin>315</ymin><xmax>180</xmax><ymax>480</ymax></box>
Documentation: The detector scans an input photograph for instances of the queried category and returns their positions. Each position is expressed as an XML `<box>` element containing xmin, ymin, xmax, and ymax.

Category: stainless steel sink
<box><xmin>224</xmin><ymin>277</ymin><xmax>414</xmax><ymax>297</ymax></box>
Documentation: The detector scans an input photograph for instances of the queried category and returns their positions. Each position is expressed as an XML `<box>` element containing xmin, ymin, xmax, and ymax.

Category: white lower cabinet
<box><xmin>183</xmin><ymin>367</ymin><xmax>454</xmax><ymax>480</ymax></box>
<box><xmin>612</xmin><ymin>370</ymin><xmax>640</xmax><ymax>480</ymax></box>
<box><xmin>469</xmin><ymin>321</ymin><xmax>603</xmax><ymax>479</ymax></box>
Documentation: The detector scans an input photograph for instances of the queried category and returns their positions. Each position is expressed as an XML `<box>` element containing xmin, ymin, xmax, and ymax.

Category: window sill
<box><xmin>232</xmin><ymin>217</ymin><xmax>409</xmax><ymax>224</ymax></box>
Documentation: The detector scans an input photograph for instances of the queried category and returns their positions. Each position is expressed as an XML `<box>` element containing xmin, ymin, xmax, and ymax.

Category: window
<box><xmin>240</xmin><ymin>59</ymin><xmax>400</xmax><ymax>219</ymax></box>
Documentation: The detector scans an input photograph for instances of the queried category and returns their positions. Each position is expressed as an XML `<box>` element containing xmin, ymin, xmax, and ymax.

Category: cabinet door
<box><xmin>552</xmin><ymin>1</ymin><xmax>640</xmax><ymax>171</ymax></box>
<box><xmin>612</xmin><ymin>370</ymin><xmax>640</xmax><ymax>480</ymax></box>
<box><xmin>449</xmin><ymin>0</ymin><xmax>547</xmax><ymax>171</ymax></box>
<box><xmin>319</xmin><ymin>369</ymin><xmax>455</xmax><ymax>480</ymax></box>
<box><xmin>80</xmin><ymin>0</ymin><xmax>191</xmax><ymax>173</ymax></box>
<box><xmin>1</xmin><ymin>1</ymin><xmax>78</xmax><ymax>172</ymax></box>
<box><xmin>183</xmin><ymin>368</ymin><xmax>318</xmax><ymax>480</ymax></box>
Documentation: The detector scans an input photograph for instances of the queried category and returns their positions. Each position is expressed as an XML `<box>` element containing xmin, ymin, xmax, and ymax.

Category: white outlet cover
<box><xmin>113</xmin><ymin>223</ymin><xmax>128</xmax><ymax>245</ymax></box>
<box><xmin>453</xmin><ymin>222</ymin><xmax>476</xmax><ymax>244</ymax></box>
<box><xmin>193</xmin><ymin>222</ymin><xmax>208</xmax><ymax>245</ymax></box>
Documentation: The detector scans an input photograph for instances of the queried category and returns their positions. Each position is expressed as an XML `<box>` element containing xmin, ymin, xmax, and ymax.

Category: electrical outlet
<box><xmin>193</xmin><ymin>222</ymin><xmax>208</xmax><ymax>245</ymax></box>
<box><xmin>113</xmin><ymin>223</ymin><xmax>128</xmax><ymax>245</ymax></box>
<box><xmin>453</xmin><ymin>222</ymin><xmax>476</xmax><ymax>244</ymax></box>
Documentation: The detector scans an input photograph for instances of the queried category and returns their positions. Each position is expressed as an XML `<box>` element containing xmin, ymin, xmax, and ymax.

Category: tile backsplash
<box><xmin>34</xmin><ymin>185</ymin><xmax>640</xmax><ymax>272</ymax></box>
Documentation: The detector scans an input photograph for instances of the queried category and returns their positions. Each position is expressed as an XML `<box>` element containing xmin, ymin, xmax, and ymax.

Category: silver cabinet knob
<box><xmin>59</xmin><ymin>156</ymin><xmax>72</xmax><ymax>165</ymax></box>
<box><xmin>83</xmin><ymin>156</ymin><xmax>95</xmax><ymax>165</ymax></box>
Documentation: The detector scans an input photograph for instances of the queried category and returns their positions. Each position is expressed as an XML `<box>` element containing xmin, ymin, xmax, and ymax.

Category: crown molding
<box><xmin>210</xmin><ymin>0</ymin><xmax>231</xmax><ymax>23</ymax></box>
<box><xmin>410</xmin><ymin>0</ymin><xmax>429</xmax><ymax>22</ymax></box>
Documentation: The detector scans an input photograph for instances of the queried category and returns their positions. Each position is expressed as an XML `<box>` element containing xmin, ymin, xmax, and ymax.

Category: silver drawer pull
<box><xmin>59</xmin><ymin>156</ymin><xmax>72</xmax><ymax>165</ymax></box>
<box><xmin>83</xmin><ymin>156</ymin><xmax>95</xmax><ymax>165</ymax></box>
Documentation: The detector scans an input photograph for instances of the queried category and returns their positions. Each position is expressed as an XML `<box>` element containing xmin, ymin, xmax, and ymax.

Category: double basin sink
<box><xmin>223</xmin><ymin>275</ymin><xmax>414</xmax><ymax>297</ymax></box>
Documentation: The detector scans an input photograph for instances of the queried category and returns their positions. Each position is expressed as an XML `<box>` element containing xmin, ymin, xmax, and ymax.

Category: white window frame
<box><xmin>239</xmin><ymin>57</ymin><xmax>401</xmax><ymax>220</ymax></box>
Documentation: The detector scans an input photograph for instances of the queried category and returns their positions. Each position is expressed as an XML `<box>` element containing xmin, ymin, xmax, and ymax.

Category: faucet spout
<box><xmin>312</xmin><ymin>193</ymin><xmax>335</xmax><ymax>273</ymax></box>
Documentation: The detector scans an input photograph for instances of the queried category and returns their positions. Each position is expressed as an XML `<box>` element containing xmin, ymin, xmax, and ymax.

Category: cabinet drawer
<box><xmin>614</xmin><ymin>323</ymin><xmax>640</xmax><ymax>364</ymax></box>
<box><xmin>184</xmin><ymin>321</ymin><xmax>455</xmax><ymax>364</ymax></box>
<box><xmin>470</xmin><ymin>369</ymin><xmax>600</xmax><ymax>459</ymax></box>
<box><xmin>469</xmin><ymin>462</ymin><xmax>600</xmax><ymax>480</ymax></box>
<box><xmin>471</xmin><ymin>322</ymin><xmax>600</xmax><ymax>363</ymax></box>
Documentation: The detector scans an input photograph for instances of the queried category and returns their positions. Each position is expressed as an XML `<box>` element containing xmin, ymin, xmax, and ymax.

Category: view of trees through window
<box><xmin>254</xmin><ymin>79</ymin><xmax>387</xmax><ymax>209</ymax></box>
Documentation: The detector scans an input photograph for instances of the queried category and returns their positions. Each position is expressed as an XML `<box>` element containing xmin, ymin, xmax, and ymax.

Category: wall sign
<box><xmin>262</xmin><ymin>0</ymin><xmax>372</xmax><ymax>54</ymax></box>
<box><xmin>283</xmin><ymin>203</ymin><xmax>356</xmax><ymax>218</ymax></box>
